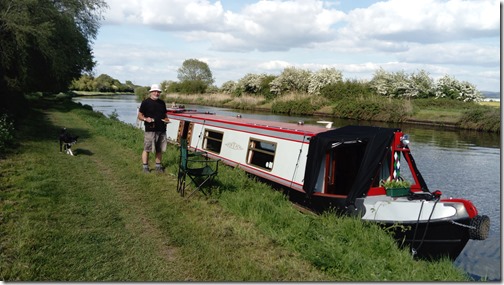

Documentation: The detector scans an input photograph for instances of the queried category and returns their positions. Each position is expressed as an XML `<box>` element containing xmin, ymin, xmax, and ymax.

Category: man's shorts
<box><xmin>143</xmin><ymin>131</ymin><xmax>167</xmax><ymax>153</ymax></box>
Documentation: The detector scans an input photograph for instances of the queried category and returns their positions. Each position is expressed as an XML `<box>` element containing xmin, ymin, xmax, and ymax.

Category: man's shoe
<box><xmin>143</xmin><ymin>168</ymin><xmax>150</xmax><ymax>173</ymax></box>
<box><xmin>155</xmin><ymin>166</ymin><xmax>165</xmax><ymax>173</ymax></box>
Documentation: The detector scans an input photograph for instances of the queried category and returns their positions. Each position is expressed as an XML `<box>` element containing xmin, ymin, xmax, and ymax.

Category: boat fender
<box><xmin>469</xmin><ymin>215</ymin><xmax>490</xmax><ymax>240</ymax></box>
<box><xmin>408</xmin><ymin>192</ymin><xmax>436</xmax><ymax>201</ymax></box>
<box><xmin>346</xmin><ymin>199</ymin><xmax>366</xmax><ymax>217</ymax></box>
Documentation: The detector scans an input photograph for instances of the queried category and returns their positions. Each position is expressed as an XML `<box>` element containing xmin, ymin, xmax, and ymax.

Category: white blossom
<box><xmin>307</xmin><ymin>68</ymin><xmax>343</xmax><ymax>96</ymax></box>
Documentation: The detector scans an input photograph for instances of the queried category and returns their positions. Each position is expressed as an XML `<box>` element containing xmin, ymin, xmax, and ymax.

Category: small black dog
<box><xmin>59</xmin><ymin>128</ymin><xmax>79</xmax><ymax>156</ymax></box>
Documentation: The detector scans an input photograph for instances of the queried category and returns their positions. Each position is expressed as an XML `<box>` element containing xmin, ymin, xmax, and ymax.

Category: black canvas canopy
<box><xmin>303</xmin><ymin>125</ymin><xmax>398</xmax><ymax>205</ymax></box>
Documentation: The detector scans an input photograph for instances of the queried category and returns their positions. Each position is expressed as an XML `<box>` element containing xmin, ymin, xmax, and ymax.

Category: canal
<box><xmin>73</xmin><ymin>94</ymin><xmax>501</xmax><ymax>281</ymax></box>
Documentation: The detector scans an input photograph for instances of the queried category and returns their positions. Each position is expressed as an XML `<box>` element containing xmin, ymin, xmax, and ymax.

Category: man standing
<box><xmin>138</xmin><ymin>84</ymin><xmax>170</xmax><ymax>173</ymax></box>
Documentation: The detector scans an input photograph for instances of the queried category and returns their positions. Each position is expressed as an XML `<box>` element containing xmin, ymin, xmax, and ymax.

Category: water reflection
<box><xmin>73</xmin><ymin>94</ymin><xmax>141</xmax><ymax>126</ymax></box>
<box><xmin>405</xmin><ymin>127</ymin><xmax>500</xmax><ymax>150</ymax></box>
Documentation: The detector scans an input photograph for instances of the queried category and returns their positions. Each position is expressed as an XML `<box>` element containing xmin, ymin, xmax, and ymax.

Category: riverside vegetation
<box><xmin>0</xmin><ymin>94</ymin><xmax>472</xmax><ymax>281</ymax></box>
<box><xmin>162</xmin><ymin>91</ymin><xmax>500</xmax><ymax>133</ymax></box>
<box><xmin>72</xmin><ymin>62</ymin><xmax>500</xmax><ymax>133</ymax></box>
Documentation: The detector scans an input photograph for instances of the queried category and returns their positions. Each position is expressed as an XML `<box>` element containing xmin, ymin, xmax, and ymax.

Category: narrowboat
<box><xmin>164</xmin><ymin>108</ymin><xmax>490</xmax><ymax>260</ymax></box>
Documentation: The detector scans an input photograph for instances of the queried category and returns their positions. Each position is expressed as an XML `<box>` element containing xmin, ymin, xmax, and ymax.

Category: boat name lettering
<box><xmin>225</xmin><ymin>142</ymin><xmax>243</xmax><ymax>150</ymax></box>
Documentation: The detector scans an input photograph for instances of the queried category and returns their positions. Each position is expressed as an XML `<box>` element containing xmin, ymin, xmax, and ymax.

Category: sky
<box><xmin>91</xmin><ymin>0</ymin><xmax>501</xmax><ymax>92</ymax></box>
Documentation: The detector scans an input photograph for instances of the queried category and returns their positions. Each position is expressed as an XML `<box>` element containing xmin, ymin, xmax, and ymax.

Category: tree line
<box><xmin>69</xmin><ymin>74</ymin><xmax>138</xmax><ymax>93</ymax></box>
<box><xmin>70</xmin><ymin>61</ymin><xmax>484</xmax><ymax>105</ymax></box>
<box><xmin>216</xmin><ymin>67</ymin><xmax>483</xmax><ymax>103</ymax></box>
<box><xmin>0</xmin><ymin>0</ymin><xmax>107</xmax><ymax>101</ymax></box>
<box><xmin>151</xmin><ymin>59</ymin><xmax>484</xmax><ymax>103</ymax></box>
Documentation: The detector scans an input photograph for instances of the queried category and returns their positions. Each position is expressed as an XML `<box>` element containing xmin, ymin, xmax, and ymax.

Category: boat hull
<box><xmin>384</xmin><ymin>218</ymin><xmax>471</xmax><ymax>260</ymax></box>
<box><xmin>280</xmin><ymin>188</ymin><xmax>473</xmax><ymax>260</ymax></box>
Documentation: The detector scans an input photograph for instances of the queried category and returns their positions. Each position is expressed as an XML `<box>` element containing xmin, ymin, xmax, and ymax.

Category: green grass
<box><xmin>410</xmin><ymin>109</ymin><xmax>462</xmax><ymax>123</ymax></box>
<box><xmin>71</xmin><ymin>91</ymin><xmax>134</xmax><ymax>96</ymax></box>
<box><xmin>479</xmin><ymin>101</ymin><xmax>500</xmax><ymax>108</ymax></box>
<box><xmin>0</xmin><ymin>97</ymin><xmax>470</xmax><ymax>281</ymax></box>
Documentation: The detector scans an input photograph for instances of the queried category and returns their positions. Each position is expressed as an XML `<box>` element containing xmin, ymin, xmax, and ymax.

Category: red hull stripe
<box><xmin>440</xmin><ymin>198</ymin><xmax>478</xmax><ymax>218</ymax></box>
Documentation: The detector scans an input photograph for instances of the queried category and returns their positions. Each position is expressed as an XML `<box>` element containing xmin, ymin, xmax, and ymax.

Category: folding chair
<box><xmin>176</xmin><ymin>138</ymin><xmax>219</xmax><ymax>197</ymax></box>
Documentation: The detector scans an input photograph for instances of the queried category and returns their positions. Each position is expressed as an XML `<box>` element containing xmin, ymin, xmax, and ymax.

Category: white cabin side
<box><xmin>165</xmin><ymin>114</ymin><xmax>320</xmax><ymax>192</ymax></box>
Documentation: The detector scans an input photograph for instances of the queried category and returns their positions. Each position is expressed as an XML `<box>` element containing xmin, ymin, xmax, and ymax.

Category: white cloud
<box><xmin>93</xmin><ymin>0</ymin><xmax>500</xmax><ymax>91</ymax></box>
<box><xmin>257</xmin><ymin>60</ymin><xmax>291</xmax><ymax>70</ymax></box>
<box><xmin>104</xmin><ymin>0</ymin><xmax>226</xmax><ymax>29</ymax></box>
<box><xmin>397</xmin><ymin>43</ymin><xmax>499</xmax><ymax>66</ymax></box>
<box><xmin>343</xmin><ymin>0</ymin><xmax>499</xmax><ymax>44</ymax></box>
<box><xmin>102</xmin><ymin>0</ymin><xmax>346</xmax><ymax>51</ymax></box>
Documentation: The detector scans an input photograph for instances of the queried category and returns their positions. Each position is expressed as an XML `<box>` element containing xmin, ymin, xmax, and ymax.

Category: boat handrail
<box><xmin>316</xmin><ymin>121</ymin><xmax>333</xmax><ymax>128</ymax></box>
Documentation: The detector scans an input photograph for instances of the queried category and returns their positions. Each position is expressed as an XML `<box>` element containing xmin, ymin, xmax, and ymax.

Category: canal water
<box><xmin>73</xmin><ymin>94</ymin><xmax>501</xmax><ymax>281</ymax></box>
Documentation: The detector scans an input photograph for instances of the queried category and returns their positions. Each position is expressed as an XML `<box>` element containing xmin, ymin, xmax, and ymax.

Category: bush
<box><xmin>169</xmin><ymin>80</ymin><xmax>207</xmax><ymax>94</ymax></box>
<box><xmin>134</xmin><ymin>86</ymin><xmax>149</xmax><ymax>100</ymax></box>
<box><xmin>319</xmin><ymin>80</ymin><xmax>373</xmax><ymax>101</ymax></box>
<box><xmin>206</xmin><ymin>85</ymin><xmax>220</xmax><ymax>94</ymax></box>
<box><xmin>220</xmin><ymin>80</ymin><xmax>237</xmax><ymax>94</ymax></box>
<box><xmin>332</xmin><ymin>98</ymin><xmax>412</xmax><ymax>122</ymax></box>
<box><xmin>259</xmin><ymin>75</ymin><xmax>277</xmax><ymax>101</ymax></box>
<box><xmin>0</xmin><ymin>113</ymin><xmax>15</xmax><ymax>155</ymax></box>
<box><xmin>412</xmin><ymin>98</ymin><xmax>470</xmax><ymax>109</ymax></box>
<box><xmin>271</xmin><ymin>96</ymin><xmax>323</xmax><ymax>115</ymax></box>
<box><xmin>458</xmin><ymin>107</ymin><xmax>500</xmax><ymax>132</ymax></box>
<box><xmin>307</xmin><ymin>68</ymin><xmax>343</xmax><ymax>96</ymax></box>
<box><xmin>55</xmin><ymin>92</ymin><xmax>72</xmax><ymax>100</ymax></box>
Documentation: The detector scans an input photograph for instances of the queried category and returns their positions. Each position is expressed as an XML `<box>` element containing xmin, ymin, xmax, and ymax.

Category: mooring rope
<box><xmin>195</xmin><ymin>119</ymin><xmax>206</xmax><ymax>151</ymax></box>
<box><xmin>450</xmin><ymin>220</ymin><xmax>476</xmax><ymax>230</ymax></box>
<box><xmin>411</xmin><ymin>198</ymin><xmax>439</xmax><ymax>258</ymax></box>
<box><xmin>289</xmin><ymin>134</ymin><xmax>306</xmax><ymax>190</ymax></box>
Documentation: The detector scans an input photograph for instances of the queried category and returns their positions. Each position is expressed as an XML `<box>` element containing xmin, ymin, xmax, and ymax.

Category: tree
<box><xmin>177</xmin><ymin>59</ymin><xmax>214</xmax><ymax>86</ymax></box>
<box><xmin>269</xmin><ymin>67</ymin><xmax>311</xmax><ymax>95</ymax></box>
<box><xmin>369</xmin><ymin>68</ymin><xmax>393</xmax><ymax>97</ymax></box>
<box><xmin>69</xmin><ymin>74</ymin><xmax>95</xmax><ymax>91</ymax></box>
<box><xmin>435</xmin><ymin>75</ymin><xmax>483</xmax><ymax>102</ymax></box>
<box><xmin>237</xmin><ymin>73</ymin><xmax>266</xmax><ymax>94</ymax></box>
<box><xmin>307</xmin><ymin>68</ymin><xmax>343</xmax><ymax>96</ymax></box>
<box><xmin>70</xmin><ymin>74</ymin><xmax>138</xmax><ymax>92</ymax></box>
<box><xmin>408</xmin><ymin>70</ymin><xmax>434</xmax><ymax>99</ymax></box>
<box><xmin>160</xmin><ymin>80</ymin><xmax>176</xmax><ymax>93</ymax></box>
<box><xmin>220</xmin><ymin>80</ymin><xmax>237</xmax><ymax>95</ymax></box>
<box><xmin>0</xmin><ymin>0</ymin><xmax>107</xmax><ymax>97</ymax></box>
<box><xmin>370</xmin><ymin>69</ymin><xmax>422</xmax><ymax>98</ymax></box>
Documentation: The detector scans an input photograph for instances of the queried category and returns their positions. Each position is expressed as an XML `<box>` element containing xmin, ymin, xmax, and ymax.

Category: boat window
<box><xmin>203</xmin><ymin>129</ymin><xmax>223</xmax><ymax>154</ymax></box>
<box><xmin>246</xmin><ymin>139</ymin><xmax>276</xmax><ymax>171</ymax></box>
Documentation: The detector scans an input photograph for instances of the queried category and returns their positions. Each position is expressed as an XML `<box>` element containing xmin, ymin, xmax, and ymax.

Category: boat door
<box><xmin>324</xmin><ymin>141</ymin><xmax>367</xmax><ymax>195</ymax></box>
<box><xmin>177</xmin><ymin>120</ymin><xmax>195</xmax><ymax>143</ymax></box>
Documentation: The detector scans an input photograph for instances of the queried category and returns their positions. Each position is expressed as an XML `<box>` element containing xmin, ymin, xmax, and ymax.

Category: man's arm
<box><xmin>138</xmin><ymin>111</ymin><xmax>154</xmax><ymax>123</ymax></box>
